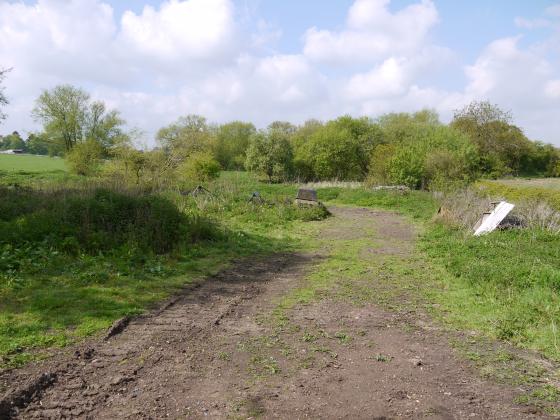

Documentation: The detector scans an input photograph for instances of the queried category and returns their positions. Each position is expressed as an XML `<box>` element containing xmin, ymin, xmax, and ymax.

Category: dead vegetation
<box><xmin>437</xmin><ymin>187</ymin><xmax>560</xmax><ymax>234</ymax></box>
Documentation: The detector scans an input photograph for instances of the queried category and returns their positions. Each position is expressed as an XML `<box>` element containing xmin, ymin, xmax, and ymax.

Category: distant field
<box><xmin>0</xmin><ymin>154</ymin><xmax>67</xmax><ymax>173</ymax></box>
<box><xmin>491</xmin><ymin>178</ymin><xmax>560</xmax><ymax>190</ymax></box>
<box><xmin>477</xmin><ymin>178</ymin><xmax>560</xmax><ymax>210</ymax></box>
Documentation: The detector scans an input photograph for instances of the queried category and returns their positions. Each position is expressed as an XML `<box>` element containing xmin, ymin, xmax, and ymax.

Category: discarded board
<box><xmin>473</xmin><ymin>201</ymin><xmax>515</xmax><ymax>236</ymax></box>
<box><xmin>295</xmin><ymin>188</ymin><xmax>319</xmax><ymax>206</ymax></box>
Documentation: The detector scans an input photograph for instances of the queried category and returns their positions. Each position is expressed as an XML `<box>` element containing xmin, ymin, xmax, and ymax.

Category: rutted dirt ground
<box><xmin>0</xmin><ymin>207</ymin><xmax>556</xmax><ymax>419</ymax></box>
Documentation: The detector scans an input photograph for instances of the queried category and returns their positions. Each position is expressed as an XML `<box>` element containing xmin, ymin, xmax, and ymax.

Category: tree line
<box><xmin>2</xmin><ymin>82</ymin><xmax>559</xmax><ymax>189</ymax></box>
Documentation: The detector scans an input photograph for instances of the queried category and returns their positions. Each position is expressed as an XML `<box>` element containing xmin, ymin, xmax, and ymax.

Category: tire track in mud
<box><xmin>1</xmin><ymin>207</ymin><xmax>555</xmax><ymax>419</ymax></box>
<box><xmin>1</xmin><ymin>253</ymin><xmax>318</xmax><ymax>419</ymax></box>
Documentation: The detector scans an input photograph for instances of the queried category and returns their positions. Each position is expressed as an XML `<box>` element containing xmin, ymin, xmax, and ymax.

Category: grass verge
<box><xmin>0</xmin><ymin>172</ymin><xmax>329</xmax><ymax>369</ymax></box>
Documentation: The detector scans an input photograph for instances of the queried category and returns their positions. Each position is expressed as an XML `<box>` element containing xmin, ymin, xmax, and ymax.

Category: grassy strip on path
<box><xmin>261</xmin><ymin>188</ymin><xmax>559</xmax><ymax>413</ymax></box>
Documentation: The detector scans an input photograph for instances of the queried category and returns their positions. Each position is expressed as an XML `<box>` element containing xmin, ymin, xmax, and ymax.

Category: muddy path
<box><xmin>0</xmin><ymin>207</ymin><xmax>555</xmax><ymax>419</ymax></box>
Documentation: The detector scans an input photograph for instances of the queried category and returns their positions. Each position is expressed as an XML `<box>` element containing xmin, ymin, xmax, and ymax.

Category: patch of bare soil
<box><xmin>0</xmin><ymin>207</ymin><xmax>555</xmax><ymax>419</ymax></box>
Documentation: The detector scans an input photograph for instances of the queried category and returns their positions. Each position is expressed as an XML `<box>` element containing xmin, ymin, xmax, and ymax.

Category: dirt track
<box><xmin>0</xmin><ymin>207</ymin><xmax>554</xmax><ymax>419</ymax></box>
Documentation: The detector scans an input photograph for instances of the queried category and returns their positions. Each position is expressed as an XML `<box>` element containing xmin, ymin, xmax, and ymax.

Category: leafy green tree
<box><xmin>0</xmin><ymin>68</ymin><xmax>10</xmax><ymax>125</ymax></box>
<box><xmin>177</xmin><ymin>152</ymin><xmax>221</xmax><ymax>182</ymax></box>
<box><xmin>157</xmin><ymin>114</ymin><xmax>215</xmax><ymax>165</ymax></box>
<box><xmin>294</xmin><ymin>116</ymin><xmax>383</xmax><ymax>181</ymax></box>
<box><xmin>86</xmin><ymin>101</ymin><xmax>127</xmax><ymax>150</ymax></box>
<box><xmin>0</xmin><ymin>131</ymin><xmax>24</xmax><ymax>150</ymax></box>
<box><xmin>66</xmin><ymin>139</ymin><xmax>104</xmax><ymax>176</ymax></box>
<box><xmin>291</xmin><ymin>119</ymin><xmax>324</xmax><ymax>180</ymax></box>
<box><xmin>525</xmin><ymin>142</ymin><xmax>560</xmax><ymax>177</ymax></box>
<box><xmin>267</xmin><ymin>121</ymin><xmax>297</xmax><ymax>136</ymax></box>
<box><xmin>377</xmin><ymin>109</ymin><xmax>441</xmax><ymax>143</ymax></box>
<box><xmin>386</xmin><ymin>125</ymin><xmax>478</xmax><ymax>189</ymax></box>
<box><xmin>25</xmin><ymin>133</ymin><xmax>52</xmax><ymax>155</ymax></box>
<box><xmin>245</xmin><ymin>130</ymin><xmax>293</xmax><ymax>182</ymax></box>
<box><xmin>32</xmin><ymin>85</ymin><xmax>125</xmax><ymax>152</ymax></box>
<box><xmin>451</xmin><ymin>101</ymin><xmax>533</xmax><ymax>176</ymax></box>
<box><xmin>367</xmin><ymin>143</ymin><xmax>396</xmax><ymax>185</ymax></box>
<box><xmin>214</xmin><ymin>121</ymin><xmax>255</xmax><ymax>170</ymax></box>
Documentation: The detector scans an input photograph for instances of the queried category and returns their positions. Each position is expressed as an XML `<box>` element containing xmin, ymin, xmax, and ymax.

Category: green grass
<box><xmin>318</xmin><ymin>187</ymin><xmax>438</xmax><ymax>220</ymax></box>
<box><xmin>0</xmin><ymin>154</ymin><xmax>67</xmax><ymax>172</ymax></box>
<box><xmin>0</xmin><ymin>171</ymin><xmax>329</xmax><ymax>368</ymax></box>
<box><xmin>493</xmin><ymin>178</ymin><xmax>560</xmax><ymax>191</ymax></box>
<box><xmin>2</xmin><ymin>167</ymin><xmax>559</xmax><ymax>410</ymax></box>
<box><xmin>478</xmin><ymin>179</ymin><xmax>560</xmax><ymax>210</ymax></box>
<box><xmin>420</xmin><ymin>226</ymin><xmax>560</xmax><ymax>360</ymax></box>
<box><xmin>257</xmin><ymin>184</ymin><xmax>559</xmax><ymax>411</ymax></box>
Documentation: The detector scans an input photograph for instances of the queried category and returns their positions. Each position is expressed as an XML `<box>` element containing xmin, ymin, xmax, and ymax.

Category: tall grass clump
<box><xmin>424</xmin><ymin>187</ymin><xmax>560</xmax><ymax>360</ymax></box>
<box><xmin>477</xmin><ymin>180</ymin><xmax>560</xmax><ymax>211</ymax></box>
<box><xmin>0</xmin><ymin>186</ymin><xmax>215</xmax><ymax>255</ymax></box>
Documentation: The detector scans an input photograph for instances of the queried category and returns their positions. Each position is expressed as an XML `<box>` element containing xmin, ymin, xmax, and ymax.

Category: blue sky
<box><xmin>1</xmin><ymin>0</ymin><xmax>560</xmax><ymax>145</ymax></box>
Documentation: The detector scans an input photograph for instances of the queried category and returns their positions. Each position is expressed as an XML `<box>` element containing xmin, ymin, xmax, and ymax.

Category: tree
<box><xmin>291</xmin><ymin>119</ymin><xmax>324</xmax><ymax>180</ymax></box>
<box><xmin>32</xmin><ymin>85</ymin><xmax>125</xmax><ymax>152</ymax></box>
<box><xmin>451</xmin><ymin>101</ymin><xmax>533</xmax><ymax>176</ymax></box>
<box><xmin>385</xmin><ymin>125</ymin><xmax>478</xmax><ymax>189</ymax></box>
<box><xmin>65</xmin><ymin>139</ymin><xmax>104</xmax><ymax>176</ymax></box>
<box><xmin>267</xmin><ymin>121</ymin><xmax>297</xmax><ymax>136</ymax></box>
<box><xmin>214</xmin><ymin>121</ymin><xmax>255</xmax><ymax>170</ymax></box>
<box><xmin>452</xmin><ymin>101</ymin><xmax>511</xmax><ymax>126</ymax></box>
<box><xmin>377</xmin><ymin>109</ymin><xmax>441</xmax><ymax>144</ymax></box>
<box><xmin>245</xmin><ymin>130</ymin><xmax>293</xmax><ymax>182</ymax></box>
<box><xmin>0</xmin><ymin>68</ymin><xmax>10</xmax><ymax>125</ymax></box>
<box><xmin>25</xmin><ymin>133</ymin><xmax>51</xmax><ymax>155</ymax></box>
<box><xmin>177</xmin><ymin>152</ymin><xmax>221</xmax><ymax>182</ymax></box>
<box><xmin>85</xmin><ymin>101</ymin><xmax>127</xmax><ymax>150</ymax></box>
<box><xmin>156</xmin><ymin>115</ymin><xmax>215</xmax><ymax>164</ymax></box>
<box><xmin>294</xmin><ymin>116</ymin><xmax>384</xmax><ymax>181</ymax></box>
<box><xmin>367</xmin><ymin>144</ymin><xmax>396</xmax><ymax>185</ymax></box>
<box><xmin>0</xmin><ymin>131</ymin><xmax>24</xmax><ymax>150</ymax></box>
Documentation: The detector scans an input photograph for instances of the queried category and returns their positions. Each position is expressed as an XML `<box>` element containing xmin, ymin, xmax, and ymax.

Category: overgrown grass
<box><xmin>420</xmin><ymin>225</ymin><xmax>560</xmax><ymax>360</ymax></box>
<box><xmin>0</xmin><ymin>187</ymin><xmax>207</xmax><ymax>254</ymax></box>
<box><xmin>318</xmin><ymin>187</ymin><xmax>438</xmax><ymax>220</ymax></box>
<box><xmin>478</xmin><ymin>179</ymin><xmax>560</xmax><ymax>210</ymax></box>
<box><xmin>0</xmin><ymin>171</ymin><xmax>329</xmax><ymax>368</ymax></box>
<box><xmin>293</xmin><ymin>184</ymin><xmax>560</xmax><ymax>362</ymax></box>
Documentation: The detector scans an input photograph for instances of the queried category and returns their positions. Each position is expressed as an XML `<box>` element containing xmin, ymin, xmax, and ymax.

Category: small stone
<box><xmin>409</xmin><ymin>357</ymin><xmax>423</xmax><ymax>366</ymax></box>
<box><xmin>91</xmin><ymin>359</ymin><xmax>104</xmax><ymax>368</ymax></box>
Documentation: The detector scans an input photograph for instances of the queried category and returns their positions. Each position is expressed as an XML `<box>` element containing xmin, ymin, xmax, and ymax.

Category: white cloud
<box><xmin>1</xmin><ymin>0</ymin><xmax>559</xmax><ymax>146</ymax></box>
<box><xmin>303</xmin><ymin>0</ymin><xmax>438</xmax><ymax>64</ymax></box>
<box><xmin>461</xmin><ymin>36</ymin><xmax>560</xmax><ymax>141</ymax></box>
<box><xmin>345</xmin><ymin>57</ymin><xmax>409</xmax><ymax>99</ymax></box>
<box><xmin>546</xmin><ymin>4</ymin><xmax>560</xmax><ymax>17</ymax></box>
<box><xmin>118</xmin><ymin>0</ymin><xmax>236</xmax><ymax>62</ymax></box>
<box><xmin>546</xmin><ymin>80</ymin><xmax>560</xmax><ymax>98</ymax></box>
<box><xmin>514</xmin><ymin>17</ymin><xmax>551</xmax><ymax>29</ymax></box>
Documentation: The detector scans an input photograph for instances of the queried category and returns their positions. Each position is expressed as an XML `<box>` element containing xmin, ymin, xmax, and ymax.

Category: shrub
<box><xmin>0</xmin><ymin>187</ymin><xmax>215</xmax><ymax>254</ymax></box>
<box><xmin>367</xmin><ymin>144</ymin><xmax>395</xmax><ymax>185</ymax></box>
<box><xmin>385</xmin><ymin>126</ymin><xmax>478</xmax><ymax>190</ymax></box>
<box><xmin>65</xmin><ymin>139</ymin><xmax>104</xmax><ymax>176</ymax></box>
<box><xmin>294</xmin><ymin>116</ymin><xmax>383</xmax><ymax>181</ymax></box>
<box><xmin>245</xmin><ymin>130</ymin><xmax>293</xmax><ymax>182</ymax></box>
<box><xmin>177</xmin><ymin>152</ymin><xmax>221</xmax><ymax>183</ymax></box>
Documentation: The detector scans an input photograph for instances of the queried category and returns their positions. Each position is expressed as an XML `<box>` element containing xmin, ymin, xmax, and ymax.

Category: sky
<box><xmin>1</xmin><ymin>0</ymin><xmax>559</xmax><ymax>146</ymax></box>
